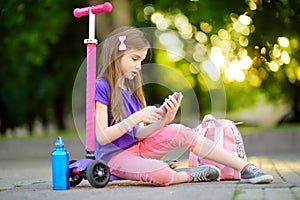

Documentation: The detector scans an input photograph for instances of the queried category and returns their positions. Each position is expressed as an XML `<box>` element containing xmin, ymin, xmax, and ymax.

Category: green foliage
<box><xmin>246</xmin><ymin>0</ymin><xmax>300</xmax><ymax>121</ymax></box>
<box><xmin>0</xmin><ymin>0</ymin><xmax>86</xmax><ymax>133</ymax></box>
<box><xmin>1</xmin><ymin>0</ymin><xmax>300</xmax><ymax>135</ymax></box>
<box><xmin>136</xmin><ymin>0</ymin><xmax>300</xmax><ymax>121</ymax></box>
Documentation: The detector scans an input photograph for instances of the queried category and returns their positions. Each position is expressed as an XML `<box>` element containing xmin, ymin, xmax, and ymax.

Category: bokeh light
<box><xmin>269</xmin><ymin>61</ymin><xmax>279</xmax><ymax>72</ymax></box>
<box><xmin>278</xmin><ymin>37</ymin><xmax>289</xmax><ymax>48</ymax></box>
<box><xmin>150</xmin><ymin>7</ymin><xmax>295</xmax><ymax>85</ymax></box>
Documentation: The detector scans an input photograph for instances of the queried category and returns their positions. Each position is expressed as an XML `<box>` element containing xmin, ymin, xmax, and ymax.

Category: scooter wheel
<box><xmin>86</xmin><ymin>160</ymin><xmax>110</xmax><ymax>188</ymax></box>
<box><xmin>69</xmin><ymin>160</ymin><xmax>83</xmax><ymax>187</ymax></box>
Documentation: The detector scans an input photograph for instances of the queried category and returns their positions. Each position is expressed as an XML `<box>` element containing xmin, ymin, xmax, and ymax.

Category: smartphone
<box><xmin>160</xmin><ymin>92</ymin><xmax>181</xmax><ymax>110</ymax></box>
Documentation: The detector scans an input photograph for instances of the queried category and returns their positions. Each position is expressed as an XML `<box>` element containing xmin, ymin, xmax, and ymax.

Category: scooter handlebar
<box><xmin>73</xmin><ymin>2</ymin><xmax>113</xmax><ymax>18</ymax></box>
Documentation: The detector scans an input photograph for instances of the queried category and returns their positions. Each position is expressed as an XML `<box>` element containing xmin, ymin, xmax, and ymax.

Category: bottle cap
<box><xmin>55</xmin><ymin>136</ymin><xmax>64</xmax><ymax>147</ymax></box>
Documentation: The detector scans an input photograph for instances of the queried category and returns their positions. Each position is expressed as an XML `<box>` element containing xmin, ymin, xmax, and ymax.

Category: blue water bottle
<box><xmin>51</xmin><ymin>136</ymin><xmax>70</xmax><ymax>190</ymax></box>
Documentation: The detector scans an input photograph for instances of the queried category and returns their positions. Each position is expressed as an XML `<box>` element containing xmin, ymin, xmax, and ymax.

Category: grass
<box><xmin>13</xmin><ymin>183</ymin><xmax>23</xmax><ymax>188</ymax></box>
<box><xmin>32</xmin><ymin>180</ymin><xmax>46</xmax><ymax>185</ymax></box>
<box><xmin>231</xmin><ymin>188</ymin><xmax>243</xmax><ymax>200</ymax></box>
<box><xmin>292</xmin><ymin>192</ymin><xmax>299</xmax><ymax>200</ymax></box>
<box><xmin>239</xmin><ymin>123</ymin><xmax>300</xmax><ymax>135</ymax></box>
<box><xmin>0</xmin><ymin>130</ymin><xmax>79</xmax><ymax>140</ymax></box>
<box><xmin>1</xmin><ymin>123</ymin><xmax>299</xmax><ymax>139</ymax></box>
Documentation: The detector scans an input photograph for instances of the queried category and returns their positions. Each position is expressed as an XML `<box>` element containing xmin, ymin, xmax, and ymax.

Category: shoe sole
<box><xmin>241</xmin><ymin>174</ymin><xmax>273</xmax><ymax>184</ymax></box>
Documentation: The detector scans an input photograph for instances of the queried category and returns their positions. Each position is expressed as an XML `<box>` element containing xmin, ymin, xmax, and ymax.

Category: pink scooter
<box><xmin>69</xmin><ymin>2</ymin><xmax>113</xmax><ymax>188</ymax></box>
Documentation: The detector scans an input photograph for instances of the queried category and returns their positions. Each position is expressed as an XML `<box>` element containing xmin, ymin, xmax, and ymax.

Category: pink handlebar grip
<box><xmin>73</xmin><ymin>2</ymin><xmax>113</xmax><ymax>18</ymax></box>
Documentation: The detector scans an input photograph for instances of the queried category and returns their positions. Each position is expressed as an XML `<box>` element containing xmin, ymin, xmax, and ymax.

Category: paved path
<box><xmin>0</xmin><ymin>131</ymin><xmax>299</xmax><ymax>200</ymax></box>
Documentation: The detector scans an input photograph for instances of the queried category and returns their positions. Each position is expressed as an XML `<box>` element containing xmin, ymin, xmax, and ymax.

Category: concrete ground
<box><xmin>0</xmin><ymin>129</ymin><xmax>299</xmax><ymax>200</ymax></box>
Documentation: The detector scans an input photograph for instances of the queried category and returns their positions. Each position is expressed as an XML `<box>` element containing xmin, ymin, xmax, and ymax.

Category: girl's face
<box><xmin>119</xmin><ymin>49</ymin><xmax>148</xmax><ymax>80</ymax></box>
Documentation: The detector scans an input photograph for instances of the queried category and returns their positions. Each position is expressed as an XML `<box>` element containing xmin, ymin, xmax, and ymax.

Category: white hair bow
<box><xmin>118</xmin><ymin>36</ymin><xmax>127</xmax><ymax>51</ymax></box>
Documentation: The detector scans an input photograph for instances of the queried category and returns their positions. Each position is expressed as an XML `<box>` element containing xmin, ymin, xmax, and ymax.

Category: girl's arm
<box><xmin>134</xmin><ymin>120</ymin><xmax>165</xmax><ymax>141</ymax></box>
<box><xmin>95</xmin><ymin>93</ymin><xmax>182</xmax><ymax>144</ymax></box>
<box><xmin>95</xmin><ymin>102</ymin><xmax>138</xmax><ymax>145</ymax></box>
<box><xmin>95</xmin><ymin>101</ymin><xmax>163</xmax><ymax>145</ymax></box>
<box><xmin>135</xmin><ymin>93</ymin><xmax>183</xmax><ymax>140</ymax></box>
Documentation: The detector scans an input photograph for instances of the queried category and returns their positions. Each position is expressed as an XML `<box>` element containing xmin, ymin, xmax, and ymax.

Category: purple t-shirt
<box><xmin>94</xmin><ymin>78</ymin><xmax>141</xmax><ymax>163</ymax></box>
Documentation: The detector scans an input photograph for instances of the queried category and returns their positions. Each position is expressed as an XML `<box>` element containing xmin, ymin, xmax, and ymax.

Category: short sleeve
<box><xmin>95</xmin><ymin>78</ymin><xmax>110</xmax><ymax>106</ymax></box>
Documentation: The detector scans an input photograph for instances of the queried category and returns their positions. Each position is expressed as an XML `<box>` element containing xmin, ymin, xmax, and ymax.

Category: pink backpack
<box><xmin>189</xmin><ymin>114</ymin><xmax>247</xmax><ymax>180</ymax></box>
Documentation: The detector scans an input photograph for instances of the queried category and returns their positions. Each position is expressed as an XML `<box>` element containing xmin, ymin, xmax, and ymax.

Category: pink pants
<box><xmin>107</xmin><ymin>124</ymin><xmax>199</xmax><ymax>186</ymax></box>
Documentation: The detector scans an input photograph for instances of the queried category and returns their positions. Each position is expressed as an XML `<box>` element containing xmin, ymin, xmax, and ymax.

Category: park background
<box><xmin>1</xmin><ymin>0</ymin><xmax>300</xmax><ymax>137</ymax></box>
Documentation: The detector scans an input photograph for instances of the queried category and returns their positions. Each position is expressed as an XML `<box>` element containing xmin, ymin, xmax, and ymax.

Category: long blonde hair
<box><xmin>98</xmin><ymin>26</ymin><xmax>149</xmax><ymax>124</ymax></box>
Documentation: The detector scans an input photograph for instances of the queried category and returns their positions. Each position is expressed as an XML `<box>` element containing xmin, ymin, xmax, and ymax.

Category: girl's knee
<box><xmin>167</xmin><ymin>123</ymin><xmax>183</xmax><ymax>130</ymax></box>
<box><xmin>164</xmin><ymin>124</ymin><xmax>198</xmax><ymax>150</ymax></box>
<box><xmin>163</xmin><ymin>124</ymin><xmax>184</xmax><ymax>137</ymax></box>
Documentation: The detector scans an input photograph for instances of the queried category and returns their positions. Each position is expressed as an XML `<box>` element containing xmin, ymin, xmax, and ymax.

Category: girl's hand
<box><xmin>161</xmin><ymin>92</ymin><xmax>183</xmax><ymax>125</ymax></box>
<box><xmin>138</xmin><ymin>106</ymin><xmax>164</xmax><ymax>124</ymax></box>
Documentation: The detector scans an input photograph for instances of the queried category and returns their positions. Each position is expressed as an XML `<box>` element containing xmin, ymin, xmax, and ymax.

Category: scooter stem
<box><xmin>73</xmin><ymin>2</ymin><xmax>113</xmax><ymax>157</ymax></box>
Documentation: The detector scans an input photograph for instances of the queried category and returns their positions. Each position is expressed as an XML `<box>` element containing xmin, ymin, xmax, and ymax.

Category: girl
<box><xmin>95</xmin><ymin>26</ymin><xmax>273</xmax><ymax>186</ymax></box>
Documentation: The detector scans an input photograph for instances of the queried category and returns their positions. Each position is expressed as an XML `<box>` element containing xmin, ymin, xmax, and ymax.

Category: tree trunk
<box><xmin>279</xmin><ymin>82</ymin><xmax>300</xmax><ymax>123</ymax></box>
<box><xmin>88</xmin><ymin>0</ymin><xmax>133</xmax><ymax>40</ymax></box>
<box><xmin>291</xmin><ymin>83</ymin><xmax>300</xmax><ymax>122</ymax></box>
<box><xmin>54</xmin><ymin>97</ymin><xmax>66</xmax><ymax>130</ymax></box>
